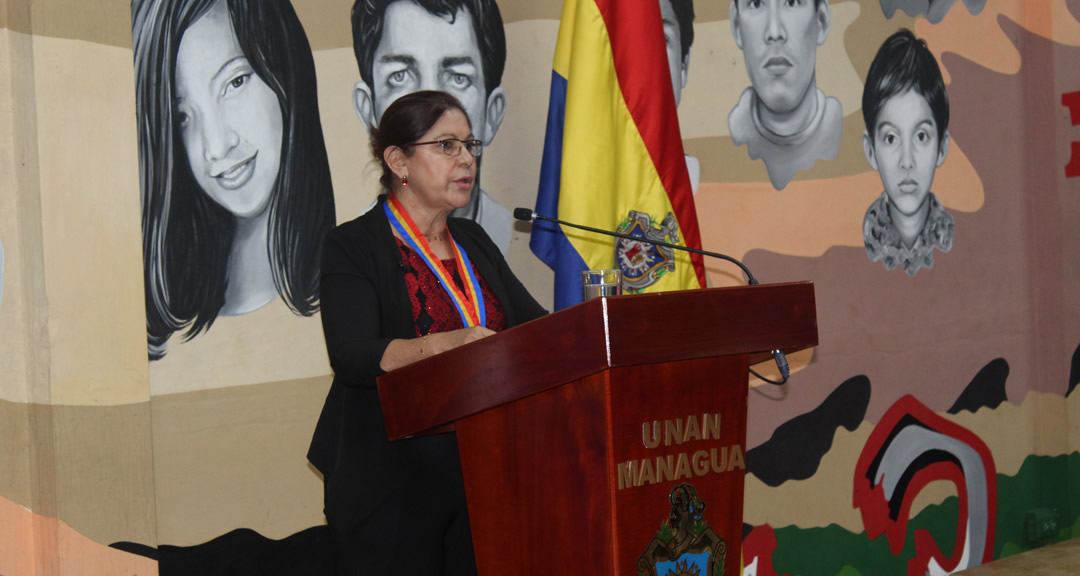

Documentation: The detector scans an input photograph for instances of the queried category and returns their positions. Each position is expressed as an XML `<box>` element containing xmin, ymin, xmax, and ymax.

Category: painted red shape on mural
<box><xmin>853</xmin><ymin>395</ymin><xmax>997</xmax><ymax>575</ymax></box>
<box><xmin>1063</xmin><ymin>92</ymin><xmax>1080</xmax><ymax>178</ymax></box>
<box><xmin>742</xmin><ymin>524</ymin><xmax>788</xmax><ymax>576</ymax></box>
<box><xmin>1063</xmin><ymin>91</ymin><xmax>1080</xmax><ymax>125</ymax></box>
<box><xmin>1067</xmin><ymin>142</ymin><xmax>1080</xmax><ymax>179</ymax></box>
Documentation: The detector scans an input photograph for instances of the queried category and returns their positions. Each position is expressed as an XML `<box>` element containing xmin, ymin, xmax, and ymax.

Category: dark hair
<box><xmin>371</xmin><ymin>91</ymin><xmax>471</xmax><ymax>191</ymax></box>
<box><xmin>670</xmin><ymin>0</ymin><xmax>695</xmax><ymax>62</ymax></box>
<box><xmin>734</xmin><ymin>0</ymin><xmax>823</xmax><ymax>11</ymax></box>
<box><xmin>862</xmin><ymin>28</ymin><xmax>949</xmax><ymax>144</ymax></box>
<box><xmin>351</xmin><ymin>0</ymin><xmax>506</xmax><ymax>99</ymax></box>
<box><xmin>132</xmin><ymin>0</ymin><xmax>336</xmax><ymax>360</ymax></box>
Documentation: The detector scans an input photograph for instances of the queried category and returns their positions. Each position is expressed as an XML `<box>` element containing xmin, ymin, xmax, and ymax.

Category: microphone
<box><xmin>515</xmin><ymin>208</ymin><xmax>790</xmax><ymax>383</ymax></box>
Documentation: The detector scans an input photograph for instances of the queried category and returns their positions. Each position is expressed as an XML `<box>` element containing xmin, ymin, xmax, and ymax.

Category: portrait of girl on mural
<box><xmin>861</xmin><ymin>29</ymin><xmax>953</xmax><ymax>277</ymax></box>
<box><xmin>132</xmin><ymin>0</ymin><xmax>336</xmax><ymax>359</ymax></box>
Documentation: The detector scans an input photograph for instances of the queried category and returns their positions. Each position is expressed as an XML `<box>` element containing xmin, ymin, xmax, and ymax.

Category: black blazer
<box><xmin>308</xmin><ymin>196</ymin><xmax>547</xmax><ymax>530</ymax></box>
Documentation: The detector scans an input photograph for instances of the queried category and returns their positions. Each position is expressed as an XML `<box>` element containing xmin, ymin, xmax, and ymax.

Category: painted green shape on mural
<box><xmin>834</xmin><ymin>565</ymin><xmax>863</xmax><ymax>576</ymax></box>
<box><xmin>765</xmin><ymin>452</ymin><xmax>1079</xmax><ymax>574</ymax></box>
<box><xmin>774</xmin><ymin>498</ymin><xmax>959</xmax><ymax>574</ymax></box>
<box><xmin>997</xmin><ymin>541</ymin><xmax>1026</xmax><ymax>559</ymax></box>
<box><xmin>992</xmin><ymin>453</ymin><xmax>1079</xmax><ymax>557</ymax></box>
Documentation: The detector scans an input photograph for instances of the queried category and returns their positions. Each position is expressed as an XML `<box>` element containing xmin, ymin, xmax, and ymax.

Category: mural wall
<box><xmin>0</xmin><ymin>0</ymin><xmax>1077</xmax><ymax>573</ymax></box>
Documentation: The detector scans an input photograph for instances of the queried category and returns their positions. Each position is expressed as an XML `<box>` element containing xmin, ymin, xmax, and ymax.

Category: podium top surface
<box><xmin>378</xmin><ymin>281</ymin><xmax>817</xmax><ymax>439</ymax></box>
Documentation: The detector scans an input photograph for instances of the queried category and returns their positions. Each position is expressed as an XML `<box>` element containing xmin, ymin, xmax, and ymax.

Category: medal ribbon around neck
<box><xmin>384</xmin><ymin>195</ymin><xmax>486</xmax><ymax>328</ymax></box>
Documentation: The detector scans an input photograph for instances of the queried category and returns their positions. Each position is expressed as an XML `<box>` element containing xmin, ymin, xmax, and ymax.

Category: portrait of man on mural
<box><xmin>728</xmin><ymin>0</ymin><xmax>842</xmax><ymax>191</ymax></box>
<box><xmin>131</xmin><ymin>0</ymin><xmax>337</xmax><ymax>359</ymax></box>
<box><xmin>351</xmin><ymin>0</ymin><xmax>513</xmax><ymax>254</ymax></box>
<box><xmin>660</xmin><ymin>0</ymin><xmax>700</xmax><ymax>195</ymax></box>
<box><xmin>861</xmin><ymin>29</ymin><xmax>953</xmax><ymax>277</ymax></box>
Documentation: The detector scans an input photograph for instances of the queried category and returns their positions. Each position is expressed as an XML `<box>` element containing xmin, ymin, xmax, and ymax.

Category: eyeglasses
<box><xmin>410</xmin><ymin>138</ymin><xmax>483</xmax><ymax>158</ymax></box>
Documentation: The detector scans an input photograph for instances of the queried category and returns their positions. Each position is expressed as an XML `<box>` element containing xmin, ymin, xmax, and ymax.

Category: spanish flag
<box><xmin>530</xmin><ymin>0</ymin><xmax>707</xmax><ymax>310</ymax></box>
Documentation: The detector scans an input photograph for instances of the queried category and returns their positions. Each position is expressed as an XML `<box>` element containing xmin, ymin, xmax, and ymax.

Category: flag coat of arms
<box><xmin>530</xmin><ymin>0</ymin><xmax>707</xmax><ymax>310</ymax></box>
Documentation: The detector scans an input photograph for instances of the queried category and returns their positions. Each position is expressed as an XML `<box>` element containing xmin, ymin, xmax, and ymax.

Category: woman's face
<box><xmin>175</xmin><ymin>0</ymin><xmax>283</xmax><ymax>220</ymax></box>
<box><xmin>399</xmin><ymin>109</ymin><xmax>477</xmax><ymax>212</ymax></box>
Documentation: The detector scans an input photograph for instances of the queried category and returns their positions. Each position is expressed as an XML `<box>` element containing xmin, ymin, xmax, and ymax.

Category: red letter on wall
<box><xmin>1062</xmin><ymin>91</ymin><xmax>1080</xmax><ymax>178</ymax></box>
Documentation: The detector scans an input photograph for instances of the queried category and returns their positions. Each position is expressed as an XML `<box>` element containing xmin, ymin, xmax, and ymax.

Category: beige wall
<box><xmin>1</xmin><ymin>1</ymin><xmax>158</xmax><ymax>571</ymax></box>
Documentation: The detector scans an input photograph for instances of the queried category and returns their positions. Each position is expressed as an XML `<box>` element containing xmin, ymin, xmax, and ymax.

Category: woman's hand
<box><xmin>379</xmin><ymin>326</ymin><xmax>495</xmax><ymax>372</ymax></box>
<box><xmin>427</xmin><ymin>326</ymin><xmax>495</xmax><ymax>356</ymax></box>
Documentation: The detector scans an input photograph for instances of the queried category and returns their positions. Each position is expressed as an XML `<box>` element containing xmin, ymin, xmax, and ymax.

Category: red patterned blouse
<box><xmin>396</xmin><ymin>238</ymin><xmax>507</xmax><ymax>337</ymax></box>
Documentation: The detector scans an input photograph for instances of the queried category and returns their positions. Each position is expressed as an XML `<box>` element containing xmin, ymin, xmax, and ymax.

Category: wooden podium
<box><xmin>378</xmin><ymin>282</ymin><xmax>817</xmax><ymax>575</ymax></box>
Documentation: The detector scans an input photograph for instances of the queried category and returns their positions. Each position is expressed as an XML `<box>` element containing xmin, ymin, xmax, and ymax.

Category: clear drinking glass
<box><xmin>581</xmin><ymin>269</ymin><xmax>622</xmax><ymax>301</ymax></box>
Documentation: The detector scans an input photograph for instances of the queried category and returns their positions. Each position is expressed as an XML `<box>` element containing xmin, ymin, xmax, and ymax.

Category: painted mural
<box><xmin>729</xmin><ymin>1</ymin><xmax>1080</xmax><ymax>573</ymax></box>
<box><xmin>2</xmin><ymin>0</ymin><xmax>1078</xmax><ymax>574</ymax></box>
<box><xmin>124</xmin><ymin>0</ymin><xmax>1080</xmax><ymax>570</ymax></box>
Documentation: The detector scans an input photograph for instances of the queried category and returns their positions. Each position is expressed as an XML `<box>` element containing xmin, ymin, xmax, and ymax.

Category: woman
<box><xmin>308</xmin><ymin>90</ymin><xmax>546</xmax><ymax>575</ymax></box>
<box><xmin>132</xmin><ymin>0</ymin><xmax>335</xmax><ymax>359</ymax></box>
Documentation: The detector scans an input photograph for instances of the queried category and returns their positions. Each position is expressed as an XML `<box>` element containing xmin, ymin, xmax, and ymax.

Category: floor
<box><xmin>960</xmin><ymin>538</ymin><xmax>1080</xmax><ymax>575</ymax></box>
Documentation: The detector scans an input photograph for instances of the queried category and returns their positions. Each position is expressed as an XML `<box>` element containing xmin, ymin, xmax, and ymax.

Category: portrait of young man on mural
<box><xmin>861</xmin><ymin>29</ymin><xmax>953</xmax><ymax>277</ymax></box>
<box><xmin>728</xmin><ymin>0</ymin><xmax>842</xmax><ymax>191</ymax></box>
<box><xmin>660</xmin><ymin>0</ymin><xmax>699</xmax><ymax>195</ymax></box>
<box><xmin>131</xmin><ymin>0</ymin><xmax>336</xmax><ymax>360</ymax></box>
<box><xmin>351</xmin><ymin>0</ymin><xmax>513</xmax><ymax>255</ymax></box>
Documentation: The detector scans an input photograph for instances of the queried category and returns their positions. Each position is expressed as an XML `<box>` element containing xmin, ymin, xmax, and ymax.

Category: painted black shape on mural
<box><xmin>746</xmin><ymin>375</ymin><xmax>871</xmax><ymax>487</ymax></box>
<box><xmin>947</xmin><ymin>357</ymin><xmax>1009</xmax><ymax>414</ymax></box>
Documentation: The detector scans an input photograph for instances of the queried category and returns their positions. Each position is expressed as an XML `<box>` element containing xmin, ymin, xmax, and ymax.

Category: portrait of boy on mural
<box><xmin>728</xmin><ymin>0</ymin><xmax>842</xmax><ymax>191</ymax></box>
<box><xmin>350</xmin><ymin>0</ymin><xmax>514</xmax><ymax>255</ymax></box>
<box><xmin>861</xmin><ymin>29</ymin><xmax>954</xmax><ymax>277</ymax></box>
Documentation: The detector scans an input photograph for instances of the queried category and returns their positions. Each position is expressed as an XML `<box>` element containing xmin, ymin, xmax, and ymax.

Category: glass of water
<box><xmin>581</xmin><ymin>269</ymin><xmax>622</xmax><ymax>301</ymax></box>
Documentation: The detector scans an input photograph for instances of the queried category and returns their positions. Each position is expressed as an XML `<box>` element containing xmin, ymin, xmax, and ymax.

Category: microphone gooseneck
<box><xmin>514</xmin><ymin>208</ymin><xmax>758</xmax><ymax>285</ymax></box>
<box><xmin>518</xmin><ymin>207</ymin><xmax>791</xmax><ymax>385</ymax></box>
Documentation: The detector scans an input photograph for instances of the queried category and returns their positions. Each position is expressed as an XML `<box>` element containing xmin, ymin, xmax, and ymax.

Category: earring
<box><xmin>401</xmin><ymin>174</ymin><xmax>409</xmax><ymax>186</ymax></box>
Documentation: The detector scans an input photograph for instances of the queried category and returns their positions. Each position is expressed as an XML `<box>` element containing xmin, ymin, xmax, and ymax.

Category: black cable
<box><xmin>749</xmin><ymin>366</ymin><xmax>788</xmax><ymax>386</ymax></box>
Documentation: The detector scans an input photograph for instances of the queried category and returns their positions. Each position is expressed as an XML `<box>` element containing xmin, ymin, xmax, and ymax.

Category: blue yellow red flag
<box><xmin>530</xmin><ymin>0</ymin><xmax>707</xmax><ymax>310</ymax></box>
